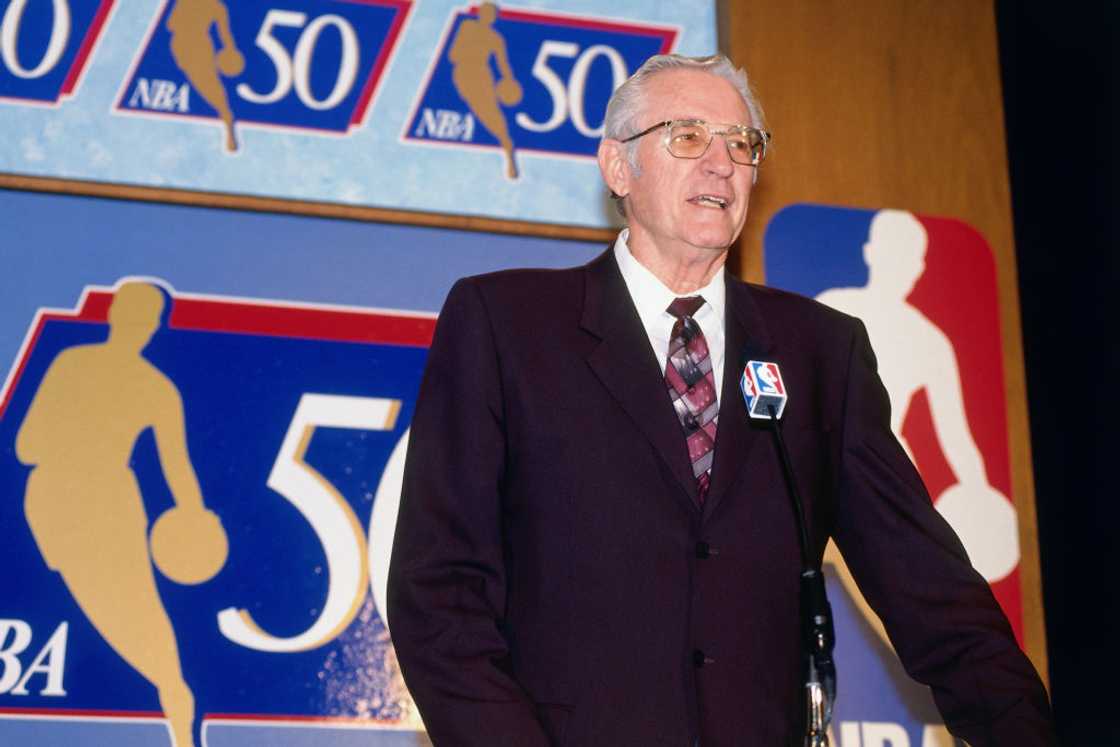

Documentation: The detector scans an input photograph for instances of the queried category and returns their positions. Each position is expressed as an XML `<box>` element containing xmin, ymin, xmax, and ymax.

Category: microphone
<box><xmin>740</xmin><ymin>360</ymin><xmax>836</xmax><ymax>747</ymax></box>
<box><xmin>739</xmin><ymin>360</ymin><xmax>788</xmax><ymax>419</ymax></box>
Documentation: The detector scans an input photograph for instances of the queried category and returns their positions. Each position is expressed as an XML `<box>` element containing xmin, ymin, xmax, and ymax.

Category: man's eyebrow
<box><xmin>672</xmin><ymin>117</ymin><xmax>753</xmax><ymax>126</ymax></box>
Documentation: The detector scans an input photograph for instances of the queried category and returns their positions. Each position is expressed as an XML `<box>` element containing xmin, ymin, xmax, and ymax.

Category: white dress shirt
<box><xmin>612</xmin><ymin>229</ymin><xmax>726</xmax><ymax>406</ymax></box>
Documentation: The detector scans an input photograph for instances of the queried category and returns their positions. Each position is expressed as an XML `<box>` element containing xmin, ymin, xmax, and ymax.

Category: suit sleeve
<box><xmin>387</xmin><ymin>278</ymin><xmax>551</xmax><ymax>746</ymax></box>
<box><xmin>830</xmin><ymin>318</ymin><xmax>1056</xmax><ymax>746</ymax></box>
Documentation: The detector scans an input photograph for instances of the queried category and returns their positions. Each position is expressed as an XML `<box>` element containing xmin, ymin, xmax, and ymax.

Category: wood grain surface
<box><xmin>719</xmin><ymin>0</ymin><xmax>1047</xmax><ymax>685</ymax></box>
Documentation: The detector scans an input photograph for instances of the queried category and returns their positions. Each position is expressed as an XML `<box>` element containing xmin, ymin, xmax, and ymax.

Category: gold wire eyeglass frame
<box><xmin>620</xmin><ymin>119</ymin><xmax>772</xmax><ymax>166</ymax></box>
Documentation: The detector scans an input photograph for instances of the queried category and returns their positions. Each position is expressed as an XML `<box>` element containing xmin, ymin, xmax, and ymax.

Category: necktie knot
<box><xmin>667</xmin><ymin>296</ymin><xmax>705</xmax><ymax>320</ymax></box>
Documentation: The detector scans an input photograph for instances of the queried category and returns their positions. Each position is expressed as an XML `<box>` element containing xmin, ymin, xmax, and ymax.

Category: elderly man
<box><xmin>387</xmin><ymin>54</ymin><xmax>1054</xmax><ymax>746</ymax></box>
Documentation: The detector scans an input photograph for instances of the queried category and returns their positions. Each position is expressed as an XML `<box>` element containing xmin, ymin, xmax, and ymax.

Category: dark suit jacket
<box><xmin>387</xmin><ymin>250</ymin><xmax>1054</xmax><ymax>746</ymax></box>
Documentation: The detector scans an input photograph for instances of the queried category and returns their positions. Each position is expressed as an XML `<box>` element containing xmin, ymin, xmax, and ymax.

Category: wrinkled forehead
<box><xmin>638</xmin><ymin>69</ymin><xmax>752</xmax><ymax>128</ymax></box>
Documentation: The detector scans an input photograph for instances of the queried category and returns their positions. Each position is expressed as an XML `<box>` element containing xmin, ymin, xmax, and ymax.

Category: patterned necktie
<box><xmin>665</xmin><ymin>296</ymin><xmax>718</xmax><ymax>503</ymax></box>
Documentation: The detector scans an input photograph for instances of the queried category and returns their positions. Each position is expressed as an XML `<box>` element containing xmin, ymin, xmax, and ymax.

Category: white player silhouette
<box><xmin>757</xmin><ymin>364</ymin><xmax>780</xmax><ymax>392</ymax></box>
<box><xmin>816</xmin><ymin>210</ymin><xmax>1019</xmax><ymax>582</ymax></box>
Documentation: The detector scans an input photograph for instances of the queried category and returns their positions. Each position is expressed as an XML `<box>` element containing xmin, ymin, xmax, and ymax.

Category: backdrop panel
<box><xmin>1</xmin><ymin>0</ymin><xmax>1049</xmax><ymax>743</ymax></box>
<box><xmin>767</xmin><ymin>204</ymin><xmax>1024</xmax><ymax>745</ymax></box>
<box><xmin>0</xmin><ymin>0</ymin><xmax>717</xmax><ymax>228</ymax></box>
<box><xmin>722</xmin><ymin>0</ymin><xmax>1046</xmax><ymax>741</ymax></box>
<box><xmin>0</xmin><ymin>188</ymin><xmax>603</xmax><ymax>745</ymax></box>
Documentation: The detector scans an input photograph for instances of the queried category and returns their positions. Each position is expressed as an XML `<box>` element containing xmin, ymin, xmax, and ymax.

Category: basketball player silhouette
<box><xmin>167</xmin><ymin>0</ymin><xmax>244</xmax><ymax>152</ymax></box>
<box><xmin>816</xmin><ymin>210</ymin><xmax>1019</xmax><ymax>584</ymax></box>
<box><xmin>16</xmin><ymin>281</ymin><xmax>227</xmax><ymax>747</ymax></box>
<box><xmin>449</xmin><ymin>2</ymin><xmax>523</xmax><ymax>179</ymax></box>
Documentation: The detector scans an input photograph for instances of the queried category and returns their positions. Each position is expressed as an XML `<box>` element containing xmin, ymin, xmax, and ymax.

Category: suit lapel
<box><xmin>702</xmin><ymin>276</ymin><xmax>775</xmax><ymax>519</ymax></box>
<box><xmin>581</xmin><ymin>250</ymin><xmax>701</xmax><ymax>509</ymax></box>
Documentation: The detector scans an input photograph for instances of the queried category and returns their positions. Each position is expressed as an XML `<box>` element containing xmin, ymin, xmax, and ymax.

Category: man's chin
<box><xmin>684</xmin><ymin>229</ymin><xmax>738</xmax><ymax>254</ymax></box>
<box><xmin>681</xmin><ymin>216</ymin><xmax>745</xmax><ymax>250</ymax></box>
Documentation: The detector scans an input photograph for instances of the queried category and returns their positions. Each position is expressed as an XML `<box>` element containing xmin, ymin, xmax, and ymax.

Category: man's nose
<box><xmin>700</xmin><ymin>134</ymin><xmax>736</xmax><ymax>176</ymax></box>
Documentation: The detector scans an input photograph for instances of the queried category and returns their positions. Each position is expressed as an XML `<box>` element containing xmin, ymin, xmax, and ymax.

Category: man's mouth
<box><xmin>688</xmin><ymin>194</ymin><xmax>730</xmax><ymax>210</ymax></box>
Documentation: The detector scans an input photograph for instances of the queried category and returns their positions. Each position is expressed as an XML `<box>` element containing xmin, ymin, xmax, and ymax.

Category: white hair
<box><xmin>602</xmin><ymin>54</ymin><xmax>766</xmax><ymax>216</ymax></box>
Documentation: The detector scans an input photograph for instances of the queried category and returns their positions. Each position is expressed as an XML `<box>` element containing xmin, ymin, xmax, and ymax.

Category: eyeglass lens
<box><xmin>667</xmin><ymin>122</ymin><xmax>765</xmax><ymax>165</ymax></box>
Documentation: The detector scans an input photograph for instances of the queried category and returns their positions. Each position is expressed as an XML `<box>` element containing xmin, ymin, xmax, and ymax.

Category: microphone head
<box><xmin>740</xmin><ymin>360</ymin><xmax>788</xmax><ymax>419</ymax></box>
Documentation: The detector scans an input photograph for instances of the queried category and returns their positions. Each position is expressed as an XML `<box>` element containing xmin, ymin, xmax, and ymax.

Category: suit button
<box><xmin>695</xmin><ymin>542</ymin><xmax>719</xmax><ymax>558</ymax></box>
<box><xmin>693</xmin><ymin>649</ymin><xmax>715</xmax><ymax>668</ymax></box>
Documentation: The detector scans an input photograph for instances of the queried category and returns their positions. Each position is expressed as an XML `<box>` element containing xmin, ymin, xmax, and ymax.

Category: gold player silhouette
<box><xmin>16</xmin><ymin>282</ymin><xmax>227</xmax><ymax>747</ymax></box>
<box><xmin>167</xmin><ymin>0</ymin><xmax>244</xmax><ymax>152</ymax></box>
<box><xmin>449</xmin><ymin>2</ymin><xmax>523</xmax><ymax>179</ymax></box>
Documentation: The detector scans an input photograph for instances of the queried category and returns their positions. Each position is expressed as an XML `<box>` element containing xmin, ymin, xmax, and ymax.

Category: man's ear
<box><xmin>598</xmin><ymin>139</ymin><xmax>632</xmax><ymax>199</ymax></box>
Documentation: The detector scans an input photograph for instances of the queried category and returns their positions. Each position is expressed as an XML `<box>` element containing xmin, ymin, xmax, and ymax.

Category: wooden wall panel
<box><xmin>720</xmin><ymin>0</ymin><xmax>1047</xmax><ymax>683</ymax></box>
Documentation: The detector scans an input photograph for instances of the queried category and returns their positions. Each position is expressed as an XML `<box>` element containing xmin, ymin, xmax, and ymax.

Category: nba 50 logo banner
<box><xmin>1</xmin><ymin>1</ymin><xmax>717</xmax><ymax>227</ymax></box>
<box><xmin>0</xmin><ymin>281</ymin><xmax>433</xmax><ymax>745</ymax></box>
<box><xmin>115</xmin><ymin>0</ymin><xmax>411</xmax><ymax>150</ymax></box>
<box><xmin>0</xmin><ymin>189</ymin><xmax>606</xmax><ymax>746</ymax></box>
<box><xmin>0</xmin><ymin>0</ymin><xmax>114</xmax><ymax>104</ymax></box>
<box><xmin>404</xmin><ymin>4</ymin><xmax>675</xmax><ymax>178</ymax></box>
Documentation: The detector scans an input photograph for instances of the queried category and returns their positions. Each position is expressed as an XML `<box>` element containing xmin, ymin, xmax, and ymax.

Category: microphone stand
<box><xmin>767</xmin><ymin>404</ymin><xmax>837</xmax><ymax>747</ymax></box>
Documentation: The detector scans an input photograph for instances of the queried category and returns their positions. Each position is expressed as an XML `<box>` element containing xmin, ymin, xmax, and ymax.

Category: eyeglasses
<box><xmin>621</xmin><ymin>119</ymin><xmax>771</xmax><ymax>166</ymax></box>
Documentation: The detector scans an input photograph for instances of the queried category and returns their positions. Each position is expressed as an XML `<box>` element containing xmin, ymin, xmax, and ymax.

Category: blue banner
<box><xmin>114</xmin><ymin>0</ymin><xmax>410</xmax><ymax>139</ymax></box>
<box><xmin>404</xmin><ymin>4</ymin><xmax>674</xmax><ymax>172</ymax></box>
<box><xmin>0</xmin><ymin>188</ymin><xmax>605</xmax><ymax>746</ymax></box>
<box><xmin>1</xmin><ymin>1</ymin><xmax>718</xmax><ymax>228</ymax></box>
<box><xmin>0</xmin><ymin>0</ymin><xmax>115</xmax><ymax>104</ymax></box>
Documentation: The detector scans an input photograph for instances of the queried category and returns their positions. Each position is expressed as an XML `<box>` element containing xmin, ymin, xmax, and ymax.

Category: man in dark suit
<box><xmin>387</xmin><ymin>54</ymin><xmax>1054</xmax><ymax>746</ymax></box>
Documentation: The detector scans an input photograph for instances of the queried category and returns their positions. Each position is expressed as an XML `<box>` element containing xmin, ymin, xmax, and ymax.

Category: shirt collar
<box><xmin>612</xmin><ymin>228</ymin><xmax>727</xmax><ymax>327</ymax></box>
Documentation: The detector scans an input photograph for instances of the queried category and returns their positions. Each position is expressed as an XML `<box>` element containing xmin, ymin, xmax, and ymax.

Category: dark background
<box><xmin>997</xmin><ymin>1</ymin><xmax>1118</xmax><ymax>743</ymax></box>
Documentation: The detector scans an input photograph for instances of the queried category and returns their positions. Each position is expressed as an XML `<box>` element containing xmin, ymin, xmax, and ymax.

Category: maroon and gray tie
<box><xmin>665</xmin><ymin>296</ymin><xmax>718</xmax><ymax>503</ymax></box>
